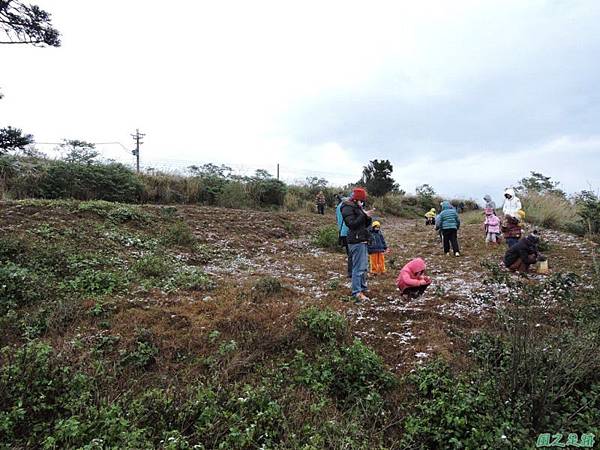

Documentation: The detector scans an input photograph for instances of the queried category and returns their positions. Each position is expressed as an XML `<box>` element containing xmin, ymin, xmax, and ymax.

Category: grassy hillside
<box><xmin>1</xmin><ymin>200</ymin><xmax>600</xmax><ymax>449</ymax></box>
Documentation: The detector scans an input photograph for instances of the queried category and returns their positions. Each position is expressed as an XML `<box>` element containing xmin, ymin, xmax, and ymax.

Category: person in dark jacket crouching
<box><xmin>341</xmin><ymin>187</ymin><xmax>375</xmax><ymax>302</ymax></box>
<box><xmin>504</xmin><ymin>232</ymin><xmax>540</xmax><ymax>274</ymax></box>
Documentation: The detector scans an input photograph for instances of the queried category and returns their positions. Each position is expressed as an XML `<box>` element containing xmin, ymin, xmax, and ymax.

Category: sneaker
<box><xmin>444</xmin><ymin>252</ymin><xmax>450</xmax><ymax>256</ymax></box>
<box><xmin>455</xmin><ymin>252</ymin><xmax>460</xmax><ymax>257</ymax></box>
<box><xmin>354</xmin><ymin>292</ymin><xmax>370</xmax><ymax>303</ymax></box>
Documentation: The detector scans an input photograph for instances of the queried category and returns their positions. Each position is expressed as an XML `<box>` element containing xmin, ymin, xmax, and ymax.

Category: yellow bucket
<box><xmin>536</xmin><ymin>260</ymin><xmax>549</xmax><ymax>274</ymax></box>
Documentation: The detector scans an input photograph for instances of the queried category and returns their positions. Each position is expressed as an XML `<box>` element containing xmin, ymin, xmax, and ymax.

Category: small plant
<box><xmin>252</xmin><ymin>276</ymin><xmax>283</xmax><ymax>297</ymax></box>
<box><xmin>107</xmin><ymin>205</ymin><xmax>148</xmax><ymax>223</ymax></box>
<box><xmin>162</xmin><ymin>221</ymin><xmax>196</xmax><ymax>246</ymax></box>
<box><xmin>296</xmin><ymin>307</ymin><xmax>347</xmax><ymax>342</ymax></box>
<box><xmin>163</xmin><ymin>266</ymin><xmax>212</xmax><ymax>292</ymax></box>
<box><xmin>132</xmin><ymin>254</ymin><xmax>172</xmax><ymax>279</ymax></box>
<box><xmin>65</xmin><ymin>269</ymin><xmax>125</xmax><ymax>296</ymax></box>
<box><xmin>119</xmin><ymin>330</ymin><xmax>159</xmax><ymax>369</ymax></box>
<box><xmin>312</xmin><ymin>224</ymin><xmax>340</xmax><ymax>251</ymax></box>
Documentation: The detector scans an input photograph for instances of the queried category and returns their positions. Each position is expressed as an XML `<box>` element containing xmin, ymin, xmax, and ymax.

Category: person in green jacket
<box><xmin>435</xmin><ymin>201</ymin><xmax>461</xmax><ymax>256</ymax></box>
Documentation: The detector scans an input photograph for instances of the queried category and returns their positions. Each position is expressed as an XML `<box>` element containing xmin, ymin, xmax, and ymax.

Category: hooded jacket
<box><xmin>368</xmin><ymin>228</ymin><xmax>388</xmax><ymax>254</ymax></box>
<box><xmin>341</xmin><ymin>200</ymin><xmax>373</xmax><ymax>244</ymax></box>
<box><xmin>435</xmin><ymin>201</ymin><xmax>460</xmax><ymax>230</ymax></box>
<box><xmin>396</xmin><ymin>258</ymin><xmax>429</xmax><ymax>292</ymax></box>
<box><xmin>483</xmin><ymin>194</ymin><xmax>496</xmax><ymax>210</ymax></box>
<box><xmin>502</xmin><ymin>188</ymin><xmax>522</xmax><ymax>217</ymax></box>
<box><xmin>316</xmin><ymin>192</ymin><xmax>326</xmax><ymax>205</ymax></box>
<box><xmin>425</xmin><ymin>208</ymin><xmax>436</xmax><ymax>219</ymax></box>
<box><xmin>484</xmin><ymin>214</ymin><xmax>501</xmax><ymax>233</ymax></box>
<box><xmin>504</xmin><ymin>234</ymin><xmax>539</xmax><ymax>268</ymax></box>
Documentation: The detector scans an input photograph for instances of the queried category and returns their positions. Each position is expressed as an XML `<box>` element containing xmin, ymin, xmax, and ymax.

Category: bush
<box><xmin>133</xmin><ymin>254</ymin><xmax>172</xmax><ymax>278</ymax></box>
<box><xmin>312</xmin><ymin>224</ymin><xmax>340</xmax><ymax>251</ymax></box>
<box><xmin>64</xmin><ymin>269</ymin><xmax>126</xmax><ymax>296</ymax></box>
<box><xmin>162</xmin><ymin>221</ymin><xmax>195</xmax><ymax>246</ymax></box>
<box><xmin>252</xmin><ymin>276</ymin><xmax>283</xmax><ymax>297</ymax></box>
<box><xmin>37</xmin><ymin>161</ymin><xmax>143</xmax><ymax>202</ymax></box>
<box><xmin>248</xmin><ymin>177</ymin><xmax>287</xmax><ymax>207</ymax></box>
<box><xmin>0</xmin><ymin>262</ymin><xmax>44</xmax><ymax>313</ymax></box>
<box><xmin>217</xmin><ymin>181</ymin><xmax>252</xmax><ymax>209</ymax></box>
<box><xmin>296</xmin><ymin>307</ymin><xmax>348</xmax><ymax>342</ymax></box>
<box><xmin>371</xmin><ymin>194</ymin><xmax>403</xmax><ymax>216</ymax></box>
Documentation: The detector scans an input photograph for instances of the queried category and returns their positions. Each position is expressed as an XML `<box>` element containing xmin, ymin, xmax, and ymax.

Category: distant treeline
<box><xmin>0</xmin><ymin>155</ymin><xmax>479</xmax><ymax>217</ymax></box>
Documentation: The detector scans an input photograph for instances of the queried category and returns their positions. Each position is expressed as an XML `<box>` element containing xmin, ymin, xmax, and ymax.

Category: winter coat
<box><xmin>483</xmin><ymin>194</ymin><xmax>496</xmax><ymax>210</ymax></box>
<box><xmin>396</xmin><ymin>258</ymin><xmax>430</xmax><ymax>292</ymax></box>
<box><xmin>502</xmin><ymin>188</ymin><xmax>522</xmax><ymax>217</ymax></box>
<box><xmin>425</xmin><ymin>208</ymin><xmax>436</xmax><ymax>219</ymax></box>
<box><xmin>336</xmin><ymin>201</ymin><xmax>349</xmax><ymax>238</ymax></box>
<box><xmin>435</xmin><ymin>201</ymin><xmax>460</xmax><ymax>230</ymax></box>
<box><xmin>341</xmin><ymin>200</ymin><xmax>373</xmax><ymax>245</ymax></box>
<box><xmin>368</xmin><ymin>229</ymin><xmax>387</xmax><ymax>254</ymax></box>
<box><xmin>504</xmin><ymin>235</ymin><xmax>539</xmax><ymax>268</ymax></box>
<box><xmin>316</xmin><ymin>193</ymin><xmax>326</xmax><ymax>205</ymax></box>
<box><xmin>484</xmin><ymin>214</ymin><xmax>501</xmax><ymax>234</ymax></box>
<box><xmin>502</xmin><ymin>216</ymin><xmax>522</xmax><ymax>239</ymax></box>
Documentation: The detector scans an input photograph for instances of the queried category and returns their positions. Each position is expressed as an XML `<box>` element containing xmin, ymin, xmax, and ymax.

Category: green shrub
<box><xmin>252</xmin><ymin>276</ymin><xmax>283</xmax><ymax>297</ymax></box>
<box><xmin>400</xmin><ymin>360</ymin><xmax>528</xmax><ymax>449</ymax></box>
<box><xmin>312</xmin><ymin>224</ymin><xmax>340</xmax><ymax>251</ymax></box>
<box><xmin>248</xmin><ymin>177</ymin><xmax>287</xmax><ymax>207</ymax></box>
<box><xmin>36</xmin><ymin>161</ymin><xmax>143</xmax><ymax>202</ymax></box>
<box><xmin>132</xmin><ymin>254</ymin><xmax>172</xmax><ymax>279</ymax></box>
<box><xmin>0</xmin><ymin>262</ymin><xmax>43</xmax><ymax>314</ymax></box>
<box><xmin>163</xmin><ymin>266</ymin><xmax>212</xmax><ymax>292</ymax></box>
<box><xmin>64</xmin><ymin>269</ymin><xmax>125</xmax><ymax>296</ymax></box>
<box><xmin>296</xmin><ymin>307</ymin><xmax>347</xmax><ymax>342</ymax></box>
<box><xmin>163</xmin><ymin>221</ymin><xmax>195</xmax><ymax>246</ymax></box>
<box><xmin>0</xmin><ymin>236</ymin><xmax>28</xmax><ymax>262</ymax></box>
<box><xmin>217</xmin><ymin>181</ymin><xmax>252</xmax><ymax>209</ymax></box>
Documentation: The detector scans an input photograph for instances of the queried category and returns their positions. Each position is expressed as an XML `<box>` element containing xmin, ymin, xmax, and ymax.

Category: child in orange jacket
<box><xmin>396</xmin><ymin>258</ymin><xmax>432</xmax><ymax>299</ymax></box>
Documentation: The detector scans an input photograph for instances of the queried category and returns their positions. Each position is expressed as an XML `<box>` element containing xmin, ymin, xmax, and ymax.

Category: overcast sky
<box><xmin>1</xmin><ymin>0</ymin><xmax>599</xmax><ymax>202</ymax></box>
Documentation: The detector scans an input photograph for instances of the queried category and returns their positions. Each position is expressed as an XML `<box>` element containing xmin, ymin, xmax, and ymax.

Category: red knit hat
<box><xmin>352</xmin><ymin>187</ymin><xmax>367</xmax><ymax>202</ymax></box>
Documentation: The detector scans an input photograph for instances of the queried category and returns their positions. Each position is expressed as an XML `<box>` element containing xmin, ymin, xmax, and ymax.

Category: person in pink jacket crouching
<box><xmin>396</xmin><ymin>258</ymin><xmax>432</xmax><ymax>299</ymax></box>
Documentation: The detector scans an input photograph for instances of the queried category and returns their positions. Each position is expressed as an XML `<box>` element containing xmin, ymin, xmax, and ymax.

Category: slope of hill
<box><xmin>1</xmin><ymin>200</ymin><xmax>598</xmax><ymax>449</ymax></box>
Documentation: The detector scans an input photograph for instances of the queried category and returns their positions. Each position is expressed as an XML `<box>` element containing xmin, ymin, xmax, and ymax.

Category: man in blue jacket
<box><xmin>435</xmin><ymin>201</ymin><xmax>461</xmax><ymax>256</ymax></box>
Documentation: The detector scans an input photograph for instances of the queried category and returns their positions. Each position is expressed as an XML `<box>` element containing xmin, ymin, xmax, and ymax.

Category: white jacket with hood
<box><xmin>502</xmin><ymin>188</ymin><xmax>522</xmax><ymax>217</ymax></box>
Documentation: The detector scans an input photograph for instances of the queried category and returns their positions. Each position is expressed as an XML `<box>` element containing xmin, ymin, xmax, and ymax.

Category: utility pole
<box><xmin>130</xmin><ymin>129</ymin><xmax>145</xmax><ymax>173</ymax></box>
<box><xmin>277</xmin><ymin>163</ymin><xmax>279</xmax><ymax>180</ymax></box>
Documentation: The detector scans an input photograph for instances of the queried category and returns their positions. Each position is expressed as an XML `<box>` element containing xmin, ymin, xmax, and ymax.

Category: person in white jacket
<box><xmin>502</xmin><ymin>188</ymin><xmax>522</xmax><ymax>217</ymax></box>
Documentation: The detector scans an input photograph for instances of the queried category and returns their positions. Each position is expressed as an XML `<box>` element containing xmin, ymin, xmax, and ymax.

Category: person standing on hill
<box><xmin>368</xmin><ymin>220</ymin><xmax>388</xmax><ymax>275</ymax></box>
<box><xmin>336</xmin><ymin>194</ymin><xmax>352</xmax><ymax>279</ymax></box>
<box><xmin>316</xmin><ymin>191</ymin><xmax>326</xmax><ymax>215</ymax></box>
<box><xmin>483</xmin><ymin>194</ymin><xmax>496</xmax><ymax>212</ymax></box>
<box><xmin>341</xmin><ymin>188</ymin><xmax>375</xmax><ymax>302</ymax></box>
<box><xmin>435</xmin><ymin>201</ymin><xmax>461</xmax><ymax>256</ymax></box>
<box><xmin>482</xmin><ymin>208</ymin><xmax>501</xmax><ymax>245</ymax></box>
<box><xmin>502</xmin><ymin>188</ymin><xmax>522</xmax><ymax>218</ymax></box>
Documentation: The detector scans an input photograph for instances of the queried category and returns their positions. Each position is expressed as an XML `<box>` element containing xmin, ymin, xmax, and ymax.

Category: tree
<box><xmin>0</xmin><ymin>1</ymin><xmax>60</xmax><ymax>46</ymax></box>
<box><xmin>415</xmin><ymin>184</ymin><xmax>436</xmax><ymax>210</ymax></box>
<box><xmin>0</xmin><ymin>126</ymin><xmax>33</xmax><ymax>154</ymax></box>
<box><xmin>517</xmin><ymin>172</ymin><xmax>565</xmax><ymax>197</ymax></box>
<box><xmin>59</xmin><ymin>139</ymin><xmax>99</xmax><ymax>164</ymax></box>
<box><xmin>188</xmin><ymin>163</ymin><xmax>232</xmax><ymax>179</ymax></box>
<box><xmin>359</xmin><ymin>159</ymin><xmax>397</xmax><ymax>197</ymax></box>
<box><xmin>305</xmin><ymin>176</ymin><xmax>328</xmax><ymax>194</ymax></box>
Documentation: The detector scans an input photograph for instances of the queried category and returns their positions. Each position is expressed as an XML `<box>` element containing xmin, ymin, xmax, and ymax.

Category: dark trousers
<box><xmin>317</xmin><ymin>204</ymin><xmax>325</xmax><ymax>215</ymax></box>
<box><xmin>403</xmin><ymin>284</ymin><xmax>429</xmax><ymax>299</ymax></box>
<box><xmin>442</xmin><ymin>228</ymin><xmax>460</xmax><ymax>254</ymax></box>
<box><xmin>340</xmin><ymin>236</ymin><xmax>353</xmax><ymax>278</ymax></box>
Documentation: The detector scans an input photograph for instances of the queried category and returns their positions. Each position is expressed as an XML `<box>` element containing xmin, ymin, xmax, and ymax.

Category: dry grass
<box><xmin>521</xmin><ymin>192</ymin><xmax>579</xmax><ymax>230</ymax></box>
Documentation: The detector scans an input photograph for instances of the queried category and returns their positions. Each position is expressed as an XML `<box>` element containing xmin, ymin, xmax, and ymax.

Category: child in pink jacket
<box><xmin>396</xmin><ymin>258</ymin><xmax>431</xmax><ymax>299</ymax></box>
<box><xmin>483</xmin><ymin>208</ymin><xmax>501</xmax><ymax>245</ymax></box>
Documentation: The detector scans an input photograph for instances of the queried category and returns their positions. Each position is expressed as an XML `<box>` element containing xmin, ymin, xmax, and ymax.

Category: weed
<box><xmin>252</xmin><ymin>276</ymin><xmax>283</xmax><ymax>297</ymax></box>
<box><xmin>312</xmin><ymin>224</ymin><xmax>341</xmax><ymax>251</ymax></box>
<box><xmin>162</xmin><ymin>221</ymin><xmax>196</xmax><ymax>247</ymax></box>
<box><xmin>296</xmin><ymin>307</ymin><xmax>348</xmax><ymax>342</ymax></box>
